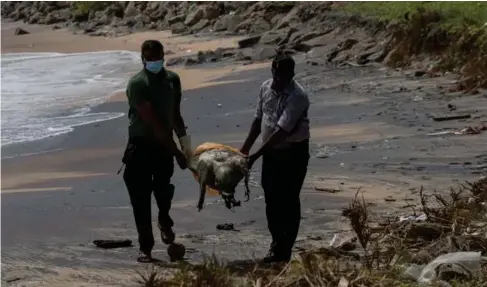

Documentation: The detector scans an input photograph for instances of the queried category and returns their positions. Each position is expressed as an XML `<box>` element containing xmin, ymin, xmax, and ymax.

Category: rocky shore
<box><xmin>4</xmin><ymin>1</ymin><xmax>485</xmax><ymax>92</ymax></box>
<box><xmin>0</xmin><ymin>3</ymin><xmax>438</xmax><ymax>69</ymax></box>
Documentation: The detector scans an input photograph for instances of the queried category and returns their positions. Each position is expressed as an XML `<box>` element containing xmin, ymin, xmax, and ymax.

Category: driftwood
<box><xmin>314</xmin><ymin>186</ymin><xmax>341</xmax><ymax>193</ymax></box>
<box><xmin>93</xmin><ymin>239</ymin><xmax>132</xmax><ymax>249</ymax></box>
<box><xmin>433</xmin><ymin>114</ymin><xmax>471</xmax><ymax>122</ymax></box>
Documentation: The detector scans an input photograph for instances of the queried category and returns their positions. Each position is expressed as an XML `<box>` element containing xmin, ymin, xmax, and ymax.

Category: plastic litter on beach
<box><xmin>427</xmin><ymin>125</ymin><xmax>486</xmax><ymax>136</ymax></box>
<box><xmin>329</xmin><ymin>233</ymin><xmax>357</xmax><ymax>251</ymax></box>
<box><xmin>399</xmin><ymin>213</ymin><xmax>427</xmax><ymax>222</ymax></box>
<box><xmin>404</xmin><ymin>252</ymin><xmax>482</xmax><ymax>285</ymax></box>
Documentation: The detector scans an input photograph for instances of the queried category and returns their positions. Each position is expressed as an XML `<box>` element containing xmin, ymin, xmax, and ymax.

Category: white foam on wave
<box><xmin>1</xmin><ymin>51</ymin><xmax>141</xmax><ymax>146</ymax></box>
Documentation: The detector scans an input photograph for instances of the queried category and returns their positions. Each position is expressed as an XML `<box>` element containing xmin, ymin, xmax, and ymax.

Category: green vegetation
<box><xmin>341</xmin><ymin>1</ymin><xmax>487</xmax><ymax>48</ymax></box>
<box><xmin>339</xmin><ymin>2</ymin><xmax>487</xmax><ymax>90</ymax></box>
<box><xmin>341</xmin><ymin>2</ymin><xmax>487</xmax><ymax>30</ymax></box>
<box><xmin>71</xmin><ymin>1</ymin><xmax>110</xmax><ymax>15</ymax></box>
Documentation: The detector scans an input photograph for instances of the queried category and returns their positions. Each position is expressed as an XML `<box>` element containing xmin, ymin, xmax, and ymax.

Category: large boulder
<box><xmin>191</xmin><ymin>19</ymin><xmax>209</xmax><ymax>31</ymax></box>
<box><xmin>213</xmin><ymin>14</ymin><xmax>242</xmax><ymax>32</ymax></box>
<box><xmin>235</xmin><ymin>18</ymin><xmax>270</xmax><ymax>33</ymax></box>
<box><xmin>106</xmin><ymin>3</ymin><xmax>124</xmax><ymax>18</ymax></box>
<box><xmin>110</xmin><ymin>17</ymin><xmax>125</xmax><ymax>27</ymax></box>
<box><xmin>184</xmin><ymin>7</ymin><xmax>204</xmax><ymax>26</ymax></box>
<box><xmin>1</xmin><ymin>1</ymin><xmax>16</xmax><ymax>16</ymax></box>
<box><xmin>147</xmin><ymin>1</ymin><xmax>161</xmax><ymax>12</ymax></box>
<box><xmin>252</xmin><ymin>18</ymin><xmax>271</xmax><ymax>34</ymax></box>
<box><xmin>253</xmin><ymin>46</ymin><xmax>277</xmax><ymax>61</ymax></box>
<box><xmin>124</xmin><ymin>1</ymin><xmax>137</xmax><ymax>18</ymax></box>
<box><xmin>275</xmin><ymin>6</ymin><xmax>300</xmax><ymax>30</ymax></box>
<box><xmin>133</xmin><ymin>13</ymin><xmax>151</xmax><ymax>30</ymax></box>
<box><xmin>10</xmin><ymin>5</ymin><xmax>29</xmax><ymax>21</ymax></box>
<box><xmin>134</xmin><ymin>13</ymin><xmax>151</xmax><ymax>25</ymax></box>
<box><xmin>148</xmin><ymin>3</ymin><xmax>168</xmax><ymax>22</ymax></box>
<box><xmin>235</xmin><ymin>48</ymin><xmax>254</xmax><ymax>61</ymax></box>
<box><xmin>197</xmin><ymin>50</ymin><xmax>218</xmax><ymax>63</ymax></box>
<box><xmin>238</xmin><ymin>35</ymin><xmax>261</xmax><ymax>49</ymax></box>
<box><xmin>39</xmin><ymin>12</ymin><xmax>61</xmax><ymax>25</ymax></box>
<box><xmin>289</xmin><ymin>30</ymin><xmax>327</xmax><ymax>46</ymax></box>
<box><xmin>214</xmin><ymin>47</ymin><xmax>236</xmax><ymax>59</ymax></box>
<box><xmin>28</xmin><ymin>12</ymin><xmax>41</xmax><ymax>24</ymax></box>
<box><xmin>170</xmin><ymin>22</ymin><xmax>187</xmax><ymax>34</ymax></box>
<box><xmin>259</xmin><ymin>31</ymin><xmax>284</xmax><ymax>45</ymax></box>
<box><xmin>97</xmin><ymin>13</ymin><xmax>111</xmax><ymax>26</ymax></box>
<box><xmin>168</xmin><ymin>14</ymin><xmax>185</xmax><ymax>25</ymax></box>
<box><xmin>203</xmin><ymin>4</ymin><xmax>220</xmax><ymax>20</ymax></box>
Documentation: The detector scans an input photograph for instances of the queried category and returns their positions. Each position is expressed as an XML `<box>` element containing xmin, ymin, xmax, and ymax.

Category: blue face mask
<box><xmin>144</xmin><ymin>60</ymin><xmax>164</xmax><ymax>74</ymax></box>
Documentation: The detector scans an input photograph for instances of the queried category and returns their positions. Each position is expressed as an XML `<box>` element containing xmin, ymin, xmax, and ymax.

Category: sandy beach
<box><xmin>2</xmin><ymin>19</ymin><xmax>487</xmax><ymax>286</ymax></box>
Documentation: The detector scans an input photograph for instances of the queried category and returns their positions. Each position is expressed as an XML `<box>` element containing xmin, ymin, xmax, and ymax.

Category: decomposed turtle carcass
<box><xmin>188</xmin><ymin>143</ymin><xmax>251</xmax><ymax>211</ymax></box>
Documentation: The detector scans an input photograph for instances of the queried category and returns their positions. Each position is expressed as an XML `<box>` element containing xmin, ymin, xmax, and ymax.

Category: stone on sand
<box><xmin>167</xmin><ymin>242</ymin><xmax>186</xmax><ymax>262</ymax></box>
<box><xmin>14</xmin><ymin>27</ymin><xmax>29</xmax><ymax>35</ymax></box>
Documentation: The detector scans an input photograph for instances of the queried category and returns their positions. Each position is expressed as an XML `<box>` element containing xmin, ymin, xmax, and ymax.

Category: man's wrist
<box><xmin>240</xmin><ymin>144</ymin><xmax>249</xmax><ymax>154</ymax></box>
<box><xmin>176</xmin><ymin>130</ymin><xmax>187</xmax><ymax>138</ymax></box>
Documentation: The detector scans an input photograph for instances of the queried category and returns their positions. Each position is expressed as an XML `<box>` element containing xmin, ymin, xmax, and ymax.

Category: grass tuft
<box><xmin>135</xmin><ymin>178</ymin><xmax>487</xmax><ymax>287</ymax></box>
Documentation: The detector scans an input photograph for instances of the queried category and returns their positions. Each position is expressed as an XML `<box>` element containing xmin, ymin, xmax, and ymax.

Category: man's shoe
<box><xmin>158</xmin><ymin>223</ymin><xmax>175</xmax><ymax>245</ymax></box>
<box><xmin>262</xmin><ymin>249</ymin><xmax>291</xmax><ymax>264</ymax></box>
<box><xmin>137</xmin><ymin>251</ymin><xmax>153</xmax><ymax>263</ymax></box>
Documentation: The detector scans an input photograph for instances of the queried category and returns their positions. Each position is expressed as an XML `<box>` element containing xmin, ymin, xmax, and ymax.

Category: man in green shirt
<box><xmin>123</xmin><ymin>40</ymin><xmax>189</xmax><ymax>263</ymax></box>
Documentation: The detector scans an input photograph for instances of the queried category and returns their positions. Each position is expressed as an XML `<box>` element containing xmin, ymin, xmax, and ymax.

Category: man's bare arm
<box><xmin>241</xmin><ymin>117</ymin><xmax>261</xmax><ymax>154</ymax></box>
<box><xmin>241</xmin><ymin>85</ymin><xmax>264</xmax><ymax>154</ymax></box>
<box><xmin>250</xmin><ymin>128</ymin><xmax>288</xmax><ymax>160</ymax></box>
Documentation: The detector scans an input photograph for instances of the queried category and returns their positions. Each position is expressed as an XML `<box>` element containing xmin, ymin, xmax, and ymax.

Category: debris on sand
<box><xmin>314</xmin><ymin>186</ymin><xmax>341</xmax><ymax>193</ymax></box>
<box><xmin>5</xmin><ymin>277</ymin><xmax>21</xmax><ymax>283</ymax></box>
<box><xmin>399</xmin><ymin>213</ymin><xmax>427</xmax><ymax>222</ymax></box>
<box><xmin>405</xmin><ymin>251</ymin><xmax>482</xmax><ymax>284</ymax></box>
<box><xmin>428</xmin><ymin>124</ymin><xmax>487</xmax><ymax>136</ymax></box>
<box><xmin>432</xmin><ymin>114</ymin><xmax>471</xmax><ymax>122</ymax></box>
<box><xmin>329</xmin><ymin>233</ymin><xmax>357</xmax><ymax>251</ymax></box>
<box><xmin>216</xmin><ymin>223</ymin><xmax>236</xmax><ymax>231</ymax></box>
<box><xmin>137</xmin><ymin>179</ymin><xmax>487</xmax><ymax>286</ymax></box>
<box><xmin>93</xmin><ymin>239</ymin><xmax>132</xmax><ymax>249</ymax></box>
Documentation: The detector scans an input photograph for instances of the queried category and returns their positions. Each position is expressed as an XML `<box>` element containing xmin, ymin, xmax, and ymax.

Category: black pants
<box><xmin>261</xmin><ymin>140</ymin><xmax>309</xmax><ymax>257</ymax></box>
<box><xmin>122</xmin><ymin>137</ymin><xmax>175</xmax><ymax>254</ymax></box>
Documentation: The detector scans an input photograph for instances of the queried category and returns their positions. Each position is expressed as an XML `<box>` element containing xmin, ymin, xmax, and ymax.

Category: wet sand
<box><xmin>2</xmin><ymin>20</ymin><xmax>487</xmax><ymax>286</ymax></box>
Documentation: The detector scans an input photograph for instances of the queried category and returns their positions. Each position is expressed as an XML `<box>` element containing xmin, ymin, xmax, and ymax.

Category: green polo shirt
<box><xmin>126</xmin><ymin>68</ymin><xmax>182</xmax><ymax>139</ymax></box>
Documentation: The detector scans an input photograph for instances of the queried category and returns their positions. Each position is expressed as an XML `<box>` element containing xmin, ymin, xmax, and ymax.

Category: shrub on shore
<box><xmin>71</xmin><ymin>2</ymin><xmax>110</xmax><ymax>15</ymax></box>
<box><xmin>339</xmin><ymin>2</ymin><xmax>487</xmax><ymax>92</ymax></box>
<box><xmin>137</xmin><ymin>178</ymin><xmax>487</xmax><ymax>287</ymax></box>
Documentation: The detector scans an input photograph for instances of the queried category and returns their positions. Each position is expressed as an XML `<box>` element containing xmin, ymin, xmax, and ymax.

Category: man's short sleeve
<box><xmin>255</xmin><ymin>85</ymin><xmax>264</xmax><ymax>120</ymax></box>
<box><xmin>167</xmin><ymin>71</ymin><xmax>182</xmax><ymax>103</ymax></box>
<box><xmin>126</xmin><ymin>77</ymin><xmax>147</xmax><ymax>107</ymax></box>
<box><xmin>277</xmin><ymin>93</ymin><xmax>309</xmax><ymax>133</ymax></box>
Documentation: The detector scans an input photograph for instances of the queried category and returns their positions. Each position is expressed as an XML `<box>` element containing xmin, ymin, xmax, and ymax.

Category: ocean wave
<box><xmin>1</xmin><ymin>51</ymin><xmax>140</xmax><ymax>146</ymax></box>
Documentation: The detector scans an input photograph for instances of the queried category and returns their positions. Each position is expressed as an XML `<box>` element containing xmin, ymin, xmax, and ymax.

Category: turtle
<box><xmin>188</xmin><ymin>147</ymin><xmax>251</xmax><ymax>211</ymax></box>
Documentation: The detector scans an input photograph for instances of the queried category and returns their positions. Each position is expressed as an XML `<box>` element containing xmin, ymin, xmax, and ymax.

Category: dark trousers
<box><xmin>261</xmin><ymin>140</ymin><xmax>309</xmax><ymax>257</ymax></box>
<box><xmin>122</xmin><ymin>137</ymin><xmax>175</xmax><ymax>254</ymax></box>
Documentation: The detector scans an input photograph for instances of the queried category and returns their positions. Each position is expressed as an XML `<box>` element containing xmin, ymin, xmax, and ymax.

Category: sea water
<box><xmin>1</xmin><ymin>51</ymin><xmax>140</xmax><ymax>146</ymax></box>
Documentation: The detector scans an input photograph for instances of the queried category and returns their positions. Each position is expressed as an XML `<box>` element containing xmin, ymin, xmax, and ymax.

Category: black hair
<box><xmin>272</xmin><ymin>50</ymin><xmax>295</xmax><ymax>74</ymax></box>
<box><xmin>141</xmin><ymin>40</ymin><xmax>164</xmax><ymax>55</ymax></box>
